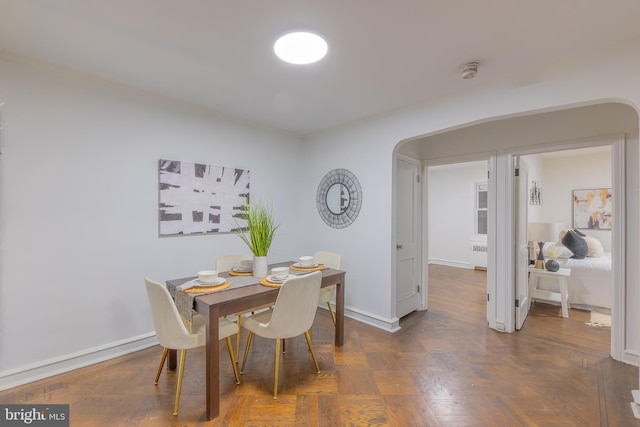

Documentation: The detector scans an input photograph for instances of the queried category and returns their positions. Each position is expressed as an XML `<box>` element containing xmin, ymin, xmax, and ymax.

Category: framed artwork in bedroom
<box><xmin>572</xmin><ymin>188</ymin><xmax>612</xmax><ymax>230</ymax></box>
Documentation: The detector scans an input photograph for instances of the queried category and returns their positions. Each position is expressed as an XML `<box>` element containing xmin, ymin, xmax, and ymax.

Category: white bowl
<box><xmin>271</xmin><ymin>266</ymin><xmax>289</xmax><ymax>279</ymax></box>
<box><xmin>298</xmin><ymin>256</ymin><xmax>314</xmax><ymax>266</ymax></box>
<box><xmin>198</xmin><ymin>270</ymin><xmax>218</xmax><ymax>283</ymax></box>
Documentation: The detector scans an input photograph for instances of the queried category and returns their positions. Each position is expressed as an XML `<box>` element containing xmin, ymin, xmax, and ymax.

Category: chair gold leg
<box><xmin>154</xmin><ymin>348</ymin><xmax>169</xmax><ymax>384</ymax></box>
<box><xmin>327</xmin><ymin>302</ymin><xmax>337</xmax><ymax>325</ymax></box>
<box><xmin>304</xmin><ymin>331</ymin><xmax>321</xmax><ymax>373</ymax></box>
<box><xmin>236</xmin><ymin>314</ymin><xmax>242</xmax><ymax>363</ymax></box>
<box><xmin>274</xmin><ymin>338</ymin><xmax>281</xmax><ymax>399</ymax></box>
<box><xmin>240</xmin><ymin>331</ymin><xmax>254</xmax><ymax>374</ymax></box>
<box><xmin>173</xmin><ymin>349</ymin><xmax>187</xmax><ymax>416</ymax></box>
<box><xmin>225</xmin><ymin>337</ymin><xmax>240</xmax><ymax>384</ymax></box>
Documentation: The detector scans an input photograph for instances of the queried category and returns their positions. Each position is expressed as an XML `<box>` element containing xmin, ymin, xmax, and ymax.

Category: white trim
<box><xmin>610</xmin><ymin>134</ymin><xmax>626</xmax><ymax>362</ymax></box>
<box><xmin>428</xmin><ymin>259</ymin><xmax>473</xmax><ymax>269</ymax></box>
<box><xmin>0</xmin><ymin>333</ymin><xmax>158</xmax><ymax>391</ymax></box>
<box><xmin>623</xmin><ymin>349</ymin><xmax>639</xmax><ymax>367</ymax></box>
<box><xmin>318</xmin><ymin>304</ymin><xmax>401</xmax><ymax>333</ymax></box>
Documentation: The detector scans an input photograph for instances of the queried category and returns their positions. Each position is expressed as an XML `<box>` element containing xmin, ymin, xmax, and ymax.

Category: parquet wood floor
<box><xmin>1</xmin><ymin>265</ymin><xmax>638</xmax><ymax>426</ymax></box>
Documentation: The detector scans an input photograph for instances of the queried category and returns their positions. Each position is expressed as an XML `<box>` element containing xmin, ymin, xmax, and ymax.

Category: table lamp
<box><xmin>527</xmin><ymin>222</ymin><xmax>565</xmax><ymax>269</ymax></box>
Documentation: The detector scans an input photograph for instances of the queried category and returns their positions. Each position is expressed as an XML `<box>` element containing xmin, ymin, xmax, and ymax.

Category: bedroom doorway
<box><xmin>518</xmin><ymin>142</ymin><xmax>620</xmax><ymax>357</ymax></box>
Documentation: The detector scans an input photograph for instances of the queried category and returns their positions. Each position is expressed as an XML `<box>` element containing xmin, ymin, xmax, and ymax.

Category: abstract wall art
<box><xmin>158</xmin><ymin>159</ymin><xmax>250</xmax><ymax>236</ymax></box>
<box><xmin>572</xmin><ymin>188</ymin><xmax>612</xmax><ymax>230</ymax></box>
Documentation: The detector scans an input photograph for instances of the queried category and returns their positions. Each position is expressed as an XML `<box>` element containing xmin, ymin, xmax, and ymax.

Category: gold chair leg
<box><xmin>173</xmin><ymin>349</ymin><xmax>187</xmax><ymax>416</ymax></box>
<box><xmin>327</xmin><ymin>302</ymin><xmax>337</xmax><ymax>325</ymax></box>
<box><xmin>236</xmin><ymin>314</ymin><xmax>242</xmax><ymax>363</ymax></box>
<box><xmin>154</xmin><ymin>347</ymin><xmax>169</xmax><ymax>384</ymax></box>
<box><xmin>240</xmin><ymin>331</ymin><xmax>254</xmax><ymax>373</ymax></box>
<box><xmin>274</xmin><ymin>338</ymin><xmax>281</xmax><ymax>399</ymax></box>
<box><xmin>225</xmin><ymin>337</ymin><xmax>240</xmax><ymax>384</ymax></box>
<box><xmin>304</xmin><ymin>331</ymin><xmax>321</xmax><ymax>373</ymax></box>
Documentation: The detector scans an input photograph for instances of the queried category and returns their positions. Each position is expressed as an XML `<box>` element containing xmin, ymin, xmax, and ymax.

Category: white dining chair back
<box><xmin>239</xmin><ymin>271</ymin><xmax>322</xmax><ymax>398</ymax></box>
<box><xmin>250</xmin><ymin>271</ymin><xmax>322</xmax><ymax>339</ymax></box>
<box><xmin>314</xmin><ymin>251</ymin><xmax>341</xmax><ymax>270</ymax></box>
<box><xmin>145</xmin><ymin>278</ymin><xmax>205</xmax><ymax>350</ymax></box>
<box><xmin>144</xmin><ymin>277</ymin><xmax>239</xmax><ymax>415</ymax></box>
<box><xmin>315</xmin><ymin>251</ymin><xmax>341</xmax><ymax>324</ymax></box>
<box><xmin>215</xmin><ymin>253</ymin><xmax>253</xmax><ymax>272</ymax></box>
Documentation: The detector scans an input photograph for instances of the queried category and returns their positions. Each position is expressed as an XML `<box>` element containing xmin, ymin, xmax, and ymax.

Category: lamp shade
<box><xmin>527</xmin><ymin>222</ymin><xmax>566</xmax><ymax>243</ymax></box>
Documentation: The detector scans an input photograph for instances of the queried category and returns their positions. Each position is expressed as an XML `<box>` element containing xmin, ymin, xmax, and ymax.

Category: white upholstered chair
<box><xmin>315</xmin><ymin>251</ymin><xmax>342</xmax><ymax>324</ymax></box>
<box><xmin>239</xmin><ymin>271</ymin><xmax>322</xmax><ymax>399</ymax></box>
<box><xmin>144</xmin><ymin>277</ymin><xmax>240</xmax><ymax>415</ymax></box>
<box><xmin>215</xmin><ymin>253</ymin><xmax>253</xmax><ymax>273</ymax></box>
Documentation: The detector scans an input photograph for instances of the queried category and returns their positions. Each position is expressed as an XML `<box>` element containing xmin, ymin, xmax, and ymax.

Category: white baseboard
<box><xmin>0</xmin><ymin>333</ymin><xmax>158</xmax><ymax>391</ymax></box>
<box><xmin>623</xmin><ymin>349</ymin><xmax>640</xmax><ymax>367</ymax></box>
<box><xmin>428</xmin><ymin>258</ymin><xmax>472</xmax><ymax>269</ymax></box>
<box><xmin>318</xmin><ymin>304</ymin><xmax>400</xmax><ymax>332</ymax></box>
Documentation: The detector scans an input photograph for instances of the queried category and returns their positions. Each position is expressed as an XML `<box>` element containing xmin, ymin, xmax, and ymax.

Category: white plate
<box><xmin>293</xmin><ymin>262</ymin><xmax>318</xmax><ymax>268</ymax></box>
<box><xmin>266</xmin><ymin>274</ymin><xmax>291</xmax><ymax>283</ymax></box>
<box><xmin>194</xmin><ymin>277</ymin><xmax>226</xmax><ymax>287</ymax></box>
<box><xmin>232</xmin><ymin>266</ymin><xmax>253</xmax><ymax>273</ymax></box>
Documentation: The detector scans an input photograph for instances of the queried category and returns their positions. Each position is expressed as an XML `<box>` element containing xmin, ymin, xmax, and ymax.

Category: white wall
<box><xmin>427</xmin><ymin>161</ymin><xmax>488</xmax><ymax>268</ymax></box>
<box><xmin>0</xmin><ymin>56</ymin><xmax>304</xmax><ymax>387</ymax></box>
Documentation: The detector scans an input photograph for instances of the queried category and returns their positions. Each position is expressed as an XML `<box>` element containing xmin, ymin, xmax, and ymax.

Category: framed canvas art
<box><xmin>158</xmin><ymin>159</ymin><xmax>250</xmax><ymax>236</ymax></box>
<box><xmin>572</xmin><ymin>188</ymin><xmax>612</xmax><ymax>230</ymax></box>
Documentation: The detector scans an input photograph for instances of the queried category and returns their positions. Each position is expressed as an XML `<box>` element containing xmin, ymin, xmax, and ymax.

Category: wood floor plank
<box><xmin>1</xmin><ymin>264</ymin><xmax>638</xmax><ymax>426</ymax></box>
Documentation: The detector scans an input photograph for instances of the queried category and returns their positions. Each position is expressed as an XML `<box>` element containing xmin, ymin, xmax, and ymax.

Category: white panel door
<box><xmin>515</xmin><ymin>158</ymin><xmax>530</xmax><ymax>330</ymax></box>
<box><xmin>396</xmin><ymin>158</ymin><xmax>421</xmax><ymax>318</ymax></box>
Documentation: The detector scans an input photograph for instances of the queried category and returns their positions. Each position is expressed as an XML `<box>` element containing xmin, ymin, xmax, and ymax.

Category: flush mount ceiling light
<box><xmin>460</xmin><ymin>61</ymin><xmax>479</xmax><ymax>79</ymax></box>
<box><xmin>274</xmin><ymin>31</ymin><xmax>328</xmax><ymax>65</ymax></box>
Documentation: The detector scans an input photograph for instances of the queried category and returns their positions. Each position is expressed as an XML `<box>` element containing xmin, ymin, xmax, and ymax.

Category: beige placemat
<box><xmin>229</xmin><ymin>269</ymin><xmax>253</xmax><ymax>276</ymax></box>
<box><xmin>183</xmin><ymin>280</ymin><xmax>230</xmax><ymax>293</ymax></box>
<box><xmin>260</xmin><ymin>276</ymin><xmax>283</xmax><ymax>287</ymax></box>
<box><xmin>290</xmin><ymin>263</ymin><xmax>325</xmax><ymax>271</ymax></box>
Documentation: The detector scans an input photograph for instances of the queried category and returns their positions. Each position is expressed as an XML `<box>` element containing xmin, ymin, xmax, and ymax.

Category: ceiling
<box><xmin>2</xmin><ymin>1</ymin><xmax>640</xmax><ymax>135</ymax></box>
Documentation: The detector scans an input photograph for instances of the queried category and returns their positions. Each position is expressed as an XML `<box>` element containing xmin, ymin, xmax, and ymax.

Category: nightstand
<box><xmin>528</xmin><ymin>267</ymin><xmax>571</xmax><ymax>318</ymax></box>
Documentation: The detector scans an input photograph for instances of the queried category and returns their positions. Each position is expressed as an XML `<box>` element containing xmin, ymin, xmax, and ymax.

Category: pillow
<box><xmin>582</xmin><ymin>235</ymin><xmax>604</xmax><ymax>258</ymax></box>
<box><xmin>561</xmin><ymin>230</ymin><xmax>588</xmax><ymax>259</ymax></box>
<box><xmin>542</xmin><ymin>242</ymin><xmax>574</xmax><ymax>259</ymax></box>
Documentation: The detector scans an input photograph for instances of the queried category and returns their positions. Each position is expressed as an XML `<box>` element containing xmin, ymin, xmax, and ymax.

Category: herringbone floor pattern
<box><xmin>1</xmin><ymin>265</ymin><xmax>638</xmax><ymax>426</ymax></box>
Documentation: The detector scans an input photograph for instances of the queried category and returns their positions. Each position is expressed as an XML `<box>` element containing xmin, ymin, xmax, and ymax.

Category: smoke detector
<box><xmin>460</xmin><ymin>61</ymin><xmax>479</xmax><ymax>79</ymax></box>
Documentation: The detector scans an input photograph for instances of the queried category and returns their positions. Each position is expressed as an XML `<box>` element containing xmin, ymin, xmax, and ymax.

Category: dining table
<box><xmin>165</xmin><ymin>261</ymin><xmax>346</xmax><ymax>420</ymax></box>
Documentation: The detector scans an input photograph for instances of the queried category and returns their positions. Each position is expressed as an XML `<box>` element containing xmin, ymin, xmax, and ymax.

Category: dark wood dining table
<box><xmin>166</xmin><ymin>261</ymin><xmax>346</xmax><ymax>420</ymax></box>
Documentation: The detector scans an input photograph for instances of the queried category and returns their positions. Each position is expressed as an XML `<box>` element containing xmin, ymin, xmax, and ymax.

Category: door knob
<box><xmin>396</xmin><ymin>244</ymin><xmax>404</xmax><ymax>250</ymax></box>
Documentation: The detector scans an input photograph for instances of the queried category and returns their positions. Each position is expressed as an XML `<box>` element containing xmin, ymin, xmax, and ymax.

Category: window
<box><xmin>476</xmin><ymin>182</ymin><xmax>488</xmax><ymax>235</ymax></box>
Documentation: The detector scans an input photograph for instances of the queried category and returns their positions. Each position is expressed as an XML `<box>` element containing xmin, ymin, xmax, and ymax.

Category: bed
<box><xmin>537</xmin><ymin>245</ymin><xmax>613</xmax><ymax>309</ymax></box>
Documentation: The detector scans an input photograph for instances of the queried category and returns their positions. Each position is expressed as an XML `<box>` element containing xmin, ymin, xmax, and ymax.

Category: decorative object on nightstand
<box><xmin>527</xmin><ymin>222</ymin><xmax>566</xmax><ymax>270</ymax></box>
<box><xmin>545</xmin><ymin>245</ymin><xmax>560</xmax><ymax>272</ymax></box>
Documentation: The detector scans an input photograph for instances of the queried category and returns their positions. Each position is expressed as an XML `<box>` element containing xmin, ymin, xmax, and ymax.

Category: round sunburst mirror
<box><xmin>316</xmin><ymin>169</ymin><xmax>362</xmax><ymax>228</ymax></box>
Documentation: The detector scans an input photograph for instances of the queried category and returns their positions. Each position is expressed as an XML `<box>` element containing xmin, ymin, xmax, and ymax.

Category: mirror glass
<box><xmin>326</xmin><ymin>183</ymin><xmax>349</xmax><ymax>214</ymax></box>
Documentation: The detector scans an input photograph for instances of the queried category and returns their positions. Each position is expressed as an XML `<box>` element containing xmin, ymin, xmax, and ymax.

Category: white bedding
<box><xmin>537</xmin><ymin>252</ymin><xmax>612</xmax><ymax>309</ymax></box>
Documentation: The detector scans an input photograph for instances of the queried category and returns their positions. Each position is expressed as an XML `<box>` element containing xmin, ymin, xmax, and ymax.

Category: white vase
<box><xmin>253</xmin><ymin>256</ymin><xmax>268</xmax><ymax>278</ymax></box>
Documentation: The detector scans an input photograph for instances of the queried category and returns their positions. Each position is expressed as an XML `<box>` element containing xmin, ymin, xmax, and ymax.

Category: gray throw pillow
<box><xmin>561</xmin><ymin>230</ymin><xmax>588</xmax><ymax>259</ymax></box>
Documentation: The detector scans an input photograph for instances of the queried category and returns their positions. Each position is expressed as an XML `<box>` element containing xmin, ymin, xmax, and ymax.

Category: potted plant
<box><xmin>234</xmin><ymin>202</ymin><xmax>279</xmax><ymax>278</ymax></box>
